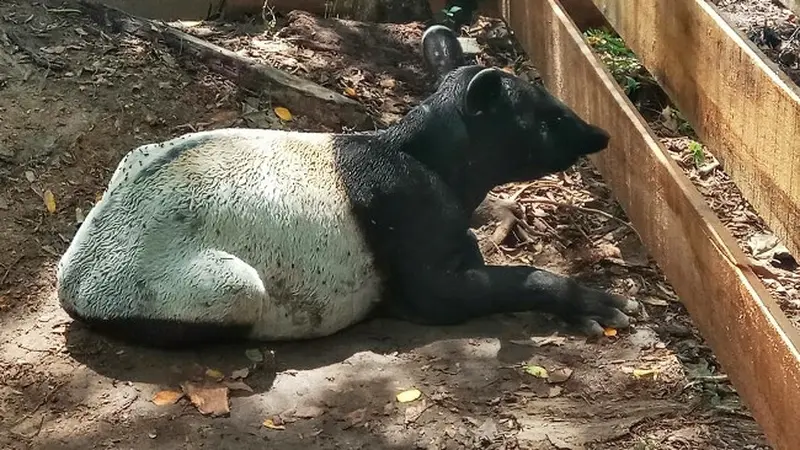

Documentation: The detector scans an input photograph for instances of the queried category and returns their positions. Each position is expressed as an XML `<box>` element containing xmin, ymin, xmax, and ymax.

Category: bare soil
<box><xmin>0</xmin><ymin>1</ymin><xmax>780</xmax><ymax>449</ymax></box>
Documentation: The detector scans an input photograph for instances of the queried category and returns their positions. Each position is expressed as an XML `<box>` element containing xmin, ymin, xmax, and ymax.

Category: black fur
<box><xmin>334</xmin><ymin>25</ymin><xmax>636</xmax><ymax>334</ymax></box>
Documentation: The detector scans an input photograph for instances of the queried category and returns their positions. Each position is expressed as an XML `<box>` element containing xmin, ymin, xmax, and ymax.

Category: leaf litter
<box><xmin>151</xmin><ymin>365</ymin><xmax>253</xmax><ymax>416</ymax></box>
<box><xmin>181</xmin><ymin>382</ymin><xmax>230</xmax><ymax>417</ymax></box>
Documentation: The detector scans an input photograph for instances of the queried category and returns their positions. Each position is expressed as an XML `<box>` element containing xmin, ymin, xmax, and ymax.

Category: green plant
<box><xmin>584</xmin><ymin>28</ymin><xmax>647</xmax><ymax>96</ymax></box>
<box><xmin>440</xmin><ymin>0</ymin><xmax>482</xmax><ymax>30</ymax></box>
<box><xmin>688</xmin><ymin>140</ymin><xmax>705</xmax><ymax>167</ymax></box>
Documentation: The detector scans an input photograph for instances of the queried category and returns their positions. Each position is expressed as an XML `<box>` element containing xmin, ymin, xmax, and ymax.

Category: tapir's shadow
<box><xmin>64</xmin><ymin>312</ymin><xmax>572</xmax><ymax>394</ymax></box>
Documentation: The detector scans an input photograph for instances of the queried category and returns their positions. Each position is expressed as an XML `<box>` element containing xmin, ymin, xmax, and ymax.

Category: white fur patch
<box><xmin>57</xmin><ymin>128</ymin><xmax>382</xmax><ymax>341</ymax></box>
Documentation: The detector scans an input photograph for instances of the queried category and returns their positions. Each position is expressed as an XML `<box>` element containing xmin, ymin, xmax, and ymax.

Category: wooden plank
<box><xmin>586</xmin><ymin>0</ymin><xmax>800</xmax><ymax>262</ymax></box>
<box><xmin>498</xmin><ymin>1</ymin><xmax>800</xmax><ymax>448</ymax></box>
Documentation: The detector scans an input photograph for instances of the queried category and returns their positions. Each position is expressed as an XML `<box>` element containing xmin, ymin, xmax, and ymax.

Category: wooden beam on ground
<box><xmin>587</xmin><ymin>0</ymin><xmax>800</xmax><ymax>261</ymax></box>
<box><xmin>79</xmin><ymin>1</ymin><xmax>372</xmax><ymax>131</ymax></box>
<box><xmin>498</xmin><ymin>1</ymin><xmax>800</xmax><ymax>448</ymax></box>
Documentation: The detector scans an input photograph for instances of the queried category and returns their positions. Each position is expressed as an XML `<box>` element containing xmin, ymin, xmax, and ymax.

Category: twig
<box><xmin>5</xmin><ymin>30</ymin><xmax>65</xmax><ymax>71</ymax></box>
<box><xmin>44</xmin><ymin>7</ymin><xmax>82</xmax><ymax>14</ymax></box>
<box><xmin>682</xmin><ymin>374</ymin><xmax>729</xmax><ymax>391</ymax></box>
<box><xmin>0</xmin><ymin>255</ymin><xmax>23</xmax><ymax>286</ymax></box>
<box><xmin>520</xmin><ymin>197</ymin><xmax>633</xmax><ymax>229</ymax></box>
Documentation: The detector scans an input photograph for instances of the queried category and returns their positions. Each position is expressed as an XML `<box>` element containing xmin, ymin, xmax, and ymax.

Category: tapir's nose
<box><xmin>586</xmin><ymin>125</ymin><xmax>610</xmax><ymax>154</ymax></box>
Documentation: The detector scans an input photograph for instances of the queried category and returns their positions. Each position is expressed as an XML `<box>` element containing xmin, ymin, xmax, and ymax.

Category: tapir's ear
<box><xmin>421</xmin><ymin>25</ymin><xmax>465</xmax><ymax>81</ymax></box>
<box><xmin>464</xmin><ymin>68</ymin><xmax>504</xmax><ymax>116</ymax></box>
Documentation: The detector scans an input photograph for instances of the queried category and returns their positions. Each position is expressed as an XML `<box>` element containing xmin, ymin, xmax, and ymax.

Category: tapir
<box><xmin>56</xmin><ymin>25</ymin><xmax>639</xmax><ymax>347</ymax></box>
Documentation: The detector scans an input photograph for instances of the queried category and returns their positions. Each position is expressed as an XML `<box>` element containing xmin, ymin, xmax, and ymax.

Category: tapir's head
<box><xmin>419</xmin><ymin>25</ymin><xmax>610</xmax><ymax>185</ymax></box>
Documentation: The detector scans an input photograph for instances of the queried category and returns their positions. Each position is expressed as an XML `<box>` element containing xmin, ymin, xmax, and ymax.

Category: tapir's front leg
<box><xmin>382</xmin><ymin>210</ymin><xmax>639</xmax><ymax>336</ymax></box>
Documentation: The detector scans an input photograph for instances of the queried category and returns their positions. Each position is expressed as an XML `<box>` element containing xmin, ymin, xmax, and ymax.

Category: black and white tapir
<box><xmin>56</xmin><ymin>25</ymin><xmax>639</xmax><ymax>347</ymax></box>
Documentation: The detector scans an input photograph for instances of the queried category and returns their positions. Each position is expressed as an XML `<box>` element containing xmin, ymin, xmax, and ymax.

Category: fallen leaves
<box><xmin>341</xmin><ymin>407</ymin><xmax>367</xmax><ymax>429</ymax></box>
<box><xmin>621</xmin><ymin>366</ymin><xmax>661</xmax><ymax>380</ymax></box>
<box><xmin>263</xmin><ymin>417</ymin><xmax>286</xmax><ymax>430</ymax></box>
<box><xmin>75</xmin><ymin>207</ymin><xmax>86</xmax><ymax>224</ymax></box>
<box><xmin>343</xmin><ymin>86</ymin><xmax>357</xmax><ymax>97</ymax></box>
<box><xmin>523</xmin><ymin>364</ymin><xmax>573</xmax><ymax>388</ymax></box>
<box><xmin>224</xmin><ymin>380</ymin><xmax>254</xmax><ymax>393</ymax></box>
<box><xmin>404</xmin><ymin>399</ymin><xmax>430</xmax><ymax>424</ymax></box>
<box><xmin>273</xmin><ymin>106</ymin><xmax>293</xmax><ymax>121</ymax></box>
<box><xmin>523</xmin><ymin>365</ymin><xmax>548</xmax><ymax>379</ymax></box>
<box><xmin>151</xmin><ymin>365</ymin><xmax>254</xmax><ymax>417</ymax></box>
<box><xmin>205</xmin><ymin>368</ymin><xmax>224</xmax><ymax>382</ymax></box>
<box><xmin>43</xmin><ymin>189</ymin><xmax>56</xmax><ymax>213</ymax></box>
<box><xmin>396</xmin><ymin>388</ymin><xmax>422</xmax><ymax>403</ymax></box>
<box><xmin>230</xmin><ymin>367</ymin><xmax>249</xmax><ymax>380</ymax></box>
<box><xmin>151</xmin><ymin>389</ymin><xmax>183</xmax><ymax>406</ymax></box>
<box><xmin>603</xmin><ymin>327</ymin><xmax>618</xmax><ymax>337</ymax></box>
<box><xmin>181</xmin><ymin>382</ymin><xmax>230</xmax><ymax>417</ymax></box>
<box><xmin>632</xmin><ymin>368</ymin><xmax>660</xmax><ymax>380</ymax></box>
<box><xmin>547</xmin><ymin>368</ymin><xmax>574</xmax><ymax>384</ymax></box>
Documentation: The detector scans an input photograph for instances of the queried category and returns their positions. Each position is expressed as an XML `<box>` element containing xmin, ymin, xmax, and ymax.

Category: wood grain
<box><xmin>588</xmin><ymin>0</ymin><xmax>800</xmax><ymax>261</ymax></box>
<box><xmin>498</xmin><ymin>1</ymin><xmax>800</xmax><ymax>448</ymax></box>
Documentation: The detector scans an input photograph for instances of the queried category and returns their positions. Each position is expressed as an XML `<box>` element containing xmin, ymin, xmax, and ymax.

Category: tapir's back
<box><xmin>57</xmin><ymin>128</ymin><xmax>382</xmax><ymax>343</ymax></box>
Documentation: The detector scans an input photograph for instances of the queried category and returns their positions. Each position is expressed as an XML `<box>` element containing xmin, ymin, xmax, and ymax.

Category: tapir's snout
<box><xmin>584</xmin><ymin>125</ymin><xmax>610</xmax><ymax>155</ymax></box>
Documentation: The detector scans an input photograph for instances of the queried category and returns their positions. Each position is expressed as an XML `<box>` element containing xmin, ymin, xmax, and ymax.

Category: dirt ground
<box><xmin>0</xmin><ymin>0</ymin><xmax>786</xmax><ymax>449</ymax></box>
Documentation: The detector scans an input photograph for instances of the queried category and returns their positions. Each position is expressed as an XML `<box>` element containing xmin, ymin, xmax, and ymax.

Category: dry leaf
<box><xmin>263</xmin><ymin>418</ymin><xmax>286</xmax><ymax>430</ymax></box>
<box><xmin>641</xmin><ymin>296</ymin><xmax>669</xmax><ymax>307</ymax></box>
<box><xmin>44</xmin><ymin>189</ymin><xmax>56</xmax><ymax>214</ymax></box>
<box><xmin>404</xmin><ymin>400</ymin><xmax>428</xmax><ymax>424</ymax></box>
<box><xmin>344</xmin><ymin>86</ymin><xmax>357</xmax><ymax>97</ymax></box>
<box><xmin>396</xmin><ymin>388</ymin><xmax>422</xmax><ymax>403</ymax></box>
<box><xmin>603</xmin><ymin>327</ymin><xmax>618</xmax><ymax>337</ymax></box>
<box><xmin>75</xmin><ymin>207</ymin><xmax>86</xmax><ymax>224</ymax></box>
<box><xmin>151</xmin><ymin>389</ymin><xmax>183</xmax><ymax>406</ymax></box>
<box><xmin>205</xmin><ymin>368</ymin><xmax>224</xmax><ymax>381</ymax></box>
<box><xmin>380</xmin><ymin>78</ymin><xmax>396</xmax><ymax>88</ymax></box>
<box><xmin>293</xmin><ymin>405</ymin><xmax>324</xmax><ymax>419</ymax></box>
<box><xmin>230</xmin><ymin>367</ymin><xmax>250</xmax><ymax>380</ymax></box>
<box><xmin>342</xmin><ymin>407</ymin><xmax>367</xmax><ymax>429</ymax></box>
<box><xmin>95</xmin><ymin>191</ymin><xmax>104</xmax><ymax>203</ymax></box>
<box><xmin>548</xmin><ymin>386</ymin><xmax>563</xmax><ymax>397</ymax></box>
<box><xmin>523</xmin><ymin>365</ymin><xmax>549</xmax><ymax>378</ymax></box>
<box><xmin>547</xmin><ymin>368</ymin><xmax>574</xmax><ymax>384</ymax></box>
<box><xmin>632</xmin><ymin>368</ymin><xmax>660</xmax><ymax>380</ymax></box>
<box><xmin>224</xmin><ymin>380</ymin><xmax>254</xmax><ymax>393</ymax></box>
<box><xmin>181</xmin><ymin>382</ymin><xmax>230</xmax><ymax>417</ymax></box>
<box><xmin>274</xmin><ymin>107</ymin><xmax>293</xmax><ymax>121</ymax></box>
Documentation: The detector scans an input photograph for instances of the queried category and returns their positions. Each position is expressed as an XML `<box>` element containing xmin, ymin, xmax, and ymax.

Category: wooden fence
<box><xmin>492</xmin><ymin>1</ymin><xmax>800</xmax><ymax>449</ymax></box>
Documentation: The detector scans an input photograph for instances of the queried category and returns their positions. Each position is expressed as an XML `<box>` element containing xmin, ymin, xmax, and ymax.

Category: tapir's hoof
<box><xmin>567</xmin><ymin>290</ymin><xmax>640</xmax><ymax>337</ymax></box>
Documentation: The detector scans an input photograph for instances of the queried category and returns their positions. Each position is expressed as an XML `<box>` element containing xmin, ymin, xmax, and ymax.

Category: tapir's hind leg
<box><xmin>74</xmin><ymin>248</ymin><xmax>266</xmax><ymax>348</ymax></box>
